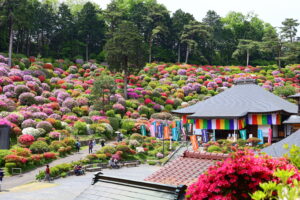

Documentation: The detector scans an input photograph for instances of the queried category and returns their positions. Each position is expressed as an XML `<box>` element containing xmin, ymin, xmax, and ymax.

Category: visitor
<box><xmin>113</xmin><ymin>158</ymin><xmax>120</xmax><ymax>169</ymax></box>
<box><xmin>45</xmin><ymin>165</ymin><xmax>50</xmax><ymax>182</ymax></box>
<box><xmin>75</xmin><ymin>140</ymin><xmax>81</xmax><ymax>152</ymax></box>
<box><xmin>88</xmin><ymin>140</ymin><xmax>93</xmax><ymax>154</ymax></box>
<box><xmin>74</xmin><ymin>165</ymin><xmax>84</xmax><ymax>176</ymax></box>
<box><xmin>109</xmin><ymin>158</ymin><xmax>119</xmax><ymax>169</ymax></box>
<box><xmin>0</xmin><ymin>168</ymin><xmax>4</xmax><ymax>182</ymax></box>
<box><xmin>120</xmin><ymin>133</ymin><xmax>124</xmax><ymax>141</ymax></box>
<box><xmin>116</xmin><ymin>131</ymin><xmax>121</xmax><ymax>142</ymax></box>
<box><xmin>101</xmin><ymin>140</ymin><xmax>105</xmax><ymax>147</ymax></box>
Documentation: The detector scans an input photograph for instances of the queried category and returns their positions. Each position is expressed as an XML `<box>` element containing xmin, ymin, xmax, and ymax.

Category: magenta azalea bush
<box><xmin>186</xmin><ymin>150</ymin><xmax>300</xmax><ymax>200</ymax></box>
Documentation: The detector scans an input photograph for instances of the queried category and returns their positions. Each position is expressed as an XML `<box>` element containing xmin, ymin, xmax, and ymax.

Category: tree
<box><xmin>91</xmin><ymin>74</ymin><xmax>116</xmax><ymax>110</ymax></box>
<box><xmin>260</xmin><ymin>24</ymin><xmax>283</xmax><ymax>67</ymax></box>
<box><xmin>78</xmin><ymin>2</ymin><xmax>105</xmax><ymax>61</ymax></box>
<box><xmin>181</xmin><ymin>21</ymin><xmax>210</xmax><ymax>63</ymax></box>
<box><xmin>0</xmin><ymin>0</ymin><xmax>28</xmax><ymax>66</ymax></box>
<box><xmin>280</xmin><ymin>18</ymin><xmax>299</xmax><ymax>43</ymax></box>
<box><xmin>105</xmin><ymin>21</ymin><xmax>146</xmax><ymax>99</ymax></box>
<box><xmin>202</xmin><ymin>10</ymin><xmax>223</xmax><ymax>64</ymax></box>
<box><xmin>233</xmin><ymin>39</ymin><xmax>260</xmax><ymax>66</ymax></box>
<box><xmin>172</xmin><ymin>9</ymin><xmax>194</xmax><ymax>63</ymax></box>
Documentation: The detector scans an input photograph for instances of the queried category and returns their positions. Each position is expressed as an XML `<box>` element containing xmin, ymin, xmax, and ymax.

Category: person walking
<box><xmin>101</xmin><ymin>139</ymin><xmax>105</xmax><ymax>147</ymax></box>
<box><xmin>45</xmin><ymin>165</ymin><xmax>50</xmax><ymax>182</ymax></box>
<box><xmin>75</xmin><ymin>140</ymin><xmax>81</xmax><ymax>152</ymax></box>
<box><xmin>88</xmin><ymin>140</ymin><xmax>93</xmax><ymax>154</ymax></box>
<box><xmin>0</xmin><ymin>168</ymin><xmax>3</xmax><ymax>192</ymax></box>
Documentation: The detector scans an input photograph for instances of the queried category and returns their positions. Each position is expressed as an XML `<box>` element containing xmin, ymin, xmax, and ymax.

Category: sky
<box><xmin>91</xmin><ymin>0</ymin><xmax>300</xmax><ymax>28</ymax></box>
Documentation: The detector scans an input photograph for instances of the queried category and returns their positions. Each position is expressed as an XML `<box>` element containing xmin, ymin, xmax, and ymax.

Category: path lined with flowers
<box><xmin>2</xmin><ymin>144</ymin><xmax>104</xmax><ymax>191</ymax></box>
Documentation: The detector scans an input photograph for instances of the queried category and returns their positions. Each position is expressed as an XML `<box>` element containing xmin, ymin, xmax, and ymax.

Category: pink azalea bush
<box><xmin>186</xmin><ymin>150</ymin><xmax>300</xmax><ymax>200</ymax></box>
<box><xmin>18</xmin><ymin>134</ymin><xmax>35</xmax><ymax>146</ymax></box>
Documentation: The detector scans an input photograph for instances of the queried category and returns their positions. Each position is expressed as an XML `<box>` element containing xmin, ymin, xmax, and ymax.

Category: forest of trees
<box><xmin>0</xmin><ymin>0</ymin><xmax>299</xmax><ymax>66</ymax></box>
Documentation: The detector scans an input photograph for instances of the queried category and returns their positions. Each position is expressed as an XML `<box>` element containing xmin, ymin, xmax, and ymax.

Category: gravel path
<box><xmin>1</xmin><ymin>143</ymin><xmax>105</xmax><ymax>191</ymax></box>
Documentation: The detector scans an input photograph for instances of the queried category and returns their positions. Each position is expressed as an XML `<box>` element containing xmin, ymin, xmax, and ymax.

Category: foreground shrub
<box><xmin>0</xmin><ymin>150</ymin><xmax>11</xmax><ymax>167</ymax></box>
<box><xmin>130</xmin><ymin>133</ymin><xmax>143</xmax><ymax>142</ymax></box>
<box><xmin>30</xmin><ymin>141</ymin><xmax>49</xmax><ymax>154</ymax></box>
<box><xmin>207</xmin><ymin>145</ymin><xmax>222</xmax><ymax>153</ymax></box>
<box><xmin>186</xmin><ymin>150</ymin><xmax>300</xmax><ymax>200</ymax></box>
<box><xmin>18</xmin><ymin>134</ymin><xmax>35</xmax><ymax>146</ymax></box>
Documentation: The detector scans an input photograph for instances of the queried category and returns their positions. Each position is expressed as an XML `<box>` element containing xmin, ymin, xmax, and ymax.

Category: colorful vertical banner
<box><xmin>150</xmin><ymin>124</ymin><xmax>155</xmax><ymax>137</ymax></box>
<box><xmin>158</xmin><ymin>124</ymin><xmax>163</xmax><ymax>138</ymax></box>
<box><xmin>257</xmin><ymin>129</ymin><xmax>264</xmax><ymax>144</ymax></box>
<box><xmin>239</xmin><ymin>130</ymin><xmax>247</xmax><ymax>140</ymax></box>
<box><xmin>202</xmin><ymin>129</ymin><xmax>209</xmax><ymax>143</ymax></box>
<box><xmin>247</xmin><ymin>114</ymin><xmax>281</xmax><ymax>125</ymax></box>
<box><xmin>195</xmin><ymin>118</ymin><xmax>245</xmax><ymax>130</ymax></box>
<box><xmin>140</xmin><ymin>125</ymin><xmax>147</xmax><ymax>136</ymax></box>
<box><xmin>190</xmin><ymin>135</ymin><xmax>199</xmax><ymax>151</ymax></box>
<box><xmin>268</xmin><ymin>128</ymin><xmax>272</xmax><ymax>144</ymax></box>
<box><xmin>172</xmin><ymin>128</ymin><xmax>179</xmax><ymax>141</ymax></box>
<box><xmin>182</xmin><ymin>115</ymin><xmax>187</xmax><ymax>124</ymax></box>
<box><xmin>163</xmin><ymin>125</ymin><xmax>170</xmax><ymax>140</ymax></box>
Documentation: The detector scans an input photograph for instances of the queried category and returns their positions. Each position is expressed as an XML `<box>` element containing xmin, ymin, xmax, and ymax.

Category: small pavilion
<box><xmin>172</xmin><ymin>79</ymin><xmax>298</xmax><ymax>141</ymax></box>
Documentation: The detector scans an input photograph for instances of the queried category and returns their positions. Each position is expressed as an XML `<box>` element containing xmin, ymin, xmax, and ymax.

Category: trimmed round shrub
<box><xmin>19</xmin><ymin>92</ymin><xmax>35</xmax><ymax>105</ymax></box>
<box><xmin>116</xmin><ymin>145</ymin><xmax>131</xmax><ymax>153</ymax></box>
<box><xmin>22</xmin><ymin>127</ymin><xmax>43</xmax><ymax>138</ymax></box>
<box><xmin>49</xmin><ymin>141</ymin><xmax>66</xmax><ymax>151</ymax></box>
<box><xmin>130</xmin><ymin>133</ymin><xmax>143</xmax><ymax>143</ymax></box>
<box><xmin>18</xmin><ymin>134</ymin><xmax>35</xmax><ymax>146</ymax></box>
<box><xmin>97</xmin><ymin>145</ymin><xmax>116</xmax><ymax>155</ymax></box>
<box><xmin>14</xmin><ymin>85</ymin><xmax>30</xmax><ymax>97</ymax></box>
<box><xmin>0</xmin><ymin>150</ymin><xmax>11</xmax><ymax>167</ymax></box>
<box><xmin>36</xmin><ymin>121</ymin><xmax>53</xmax><ymax>133</ymax></box>
<box><xmin>108</xmin><ymin>117</ymin><xmax>120</xmax><ymax>131</ymax></box>
<box><xmin>21</xmin><ymin>119</ymin><xmax>37</xmax><ymax>129</ymax></box>
<box><xmin>30</xmin><ymin>141</ymin><xmax>49</xmax><ymax>153</ymax></box>
<box><xmin>207</xmin><ymin>145</ymin><xmax>222</xmax><ymax>153</ymax></box>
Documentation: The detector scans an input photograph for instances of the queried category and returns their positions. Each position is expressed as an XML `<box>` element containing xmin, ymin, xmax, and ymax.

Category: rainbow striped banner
<box><xmin>247</xmin><ymin>114</ymin><xmax>281</xmax><ymax>125</ymax></box>
<box><xmin>195</xmin><ymin>118</ymin><xmax>245</xmax><ymax>130</ymax></box>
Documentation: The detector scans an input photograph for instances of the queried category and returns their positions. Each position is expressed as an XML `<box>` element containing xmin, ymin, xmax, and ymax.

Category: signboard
<box><xmin>0</xmin><ymin>126</ymin><xmax>10</xmax><ymax>149</ymax></box>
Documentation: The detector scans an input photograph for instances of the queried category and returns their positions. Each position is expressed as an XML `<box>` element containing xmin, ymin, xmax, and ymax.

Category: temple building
<box><xmin>172</xmin><ymin>79</ymin><xmax>298</xmax><ymax>142</ymax></box>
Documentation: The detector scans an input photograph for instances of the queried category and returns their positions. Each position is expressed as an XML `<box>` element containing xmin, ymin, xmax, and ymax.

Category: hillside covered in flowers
<box><xmin>0</xmin><ymin>55</ymin><xmax>299</xmax><ymax>142</ymax></box>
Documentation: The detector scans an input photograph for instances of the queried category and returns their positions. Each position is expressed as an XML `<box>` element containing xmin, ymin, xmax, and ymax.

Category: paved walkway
<box><xmin>0</xmin><ymin>165</ymin><xmax>161</xmax><ymax>200</ymax></box>
<box><xmin>1</xmin><ymin>144</ymin><xmax>105</xmax><ymax>191</ymax></box>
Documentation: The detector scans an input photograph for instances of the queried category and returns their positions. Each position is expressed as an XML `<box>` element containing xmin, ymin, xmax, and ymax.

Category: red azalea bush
<box><xmin>43</xmin><ymin>152</ymin><xmax>57</xmax><ymax>160</ymax></box>
<box><xmin>18</xmin><ymin>134</ymin><xmax>35</xmax><ymax>146</ymax></box>
<box><xmin>186</xmin><ymin>150</ymin><xmax>300</xmax><ymax>200</ymax></box>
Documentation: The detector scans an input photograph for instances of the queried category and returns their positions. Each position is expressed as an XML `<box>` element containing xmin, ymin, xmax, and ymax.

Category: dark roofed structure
<box><xmin>283</xmin><ymin>115</ymin><xmax>300</xmax><ymax>124</ymax></box>
<box><xmin>173</xmin><ymin>81</ymin><xmax>297</xmax><ymax>119</ymax></box>
<box><xmin>145</xmin><ymin>151</ymin><xmax>228</xmax><ymax>186</ymax></box>
<box><xmin>261</xmin><ymin>129</ymin><xmax>300</xmax><ymax>157</ymax></box>
<box><xmin>75</xmin><ymin>174</ymin><xmax>187</xmax><ymax>200</ymax></box>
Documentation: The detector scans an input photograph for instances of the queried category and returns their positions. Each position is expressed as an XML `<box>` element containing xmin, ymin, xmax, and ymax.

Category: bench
<box><xmin>86</xmin><ymin>167</ymin><xmax>101</xmax><ymax>172</ymax></box>
<box><xmin>123</xmin><ymin>161</ymin><xmax>139</xmax><ymax>167</ymax></box>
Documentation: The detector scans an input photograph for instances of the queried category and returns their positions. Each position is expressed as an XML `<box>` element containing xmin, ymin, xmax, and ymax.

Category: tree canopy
<box><xmin>0</xmin><ymin>0</ymin><xmax>299</xmax><ymax>66</ymax></box>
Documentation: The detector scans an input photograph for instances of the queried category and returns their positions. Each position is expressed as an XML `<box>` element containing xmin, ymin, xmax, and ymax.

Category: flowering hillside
<box><xmin>0</xmin><ymin>55</ymin><xmax>299</xmax><ymax>140</ymax></box>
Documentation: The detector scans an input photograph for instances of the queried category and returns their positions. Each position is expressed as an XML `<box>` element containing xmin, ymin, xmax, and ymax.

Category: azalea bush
<box><xmin>18</xmin><ymin>134</ymin><xmax>35</xmax><ymax>146</ymax></box>
<box><xmin>186</xmin><ymin>150</ymin><xmax>300</xmax><ymax>200</ymax></box>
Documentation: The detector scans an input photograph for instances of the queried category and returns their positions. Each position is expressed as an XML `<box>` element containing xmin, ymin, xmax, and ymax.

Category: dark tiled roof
<box><xmin>75</xmin><ymin>175</ymin><xmax>186</xmax><ymax>200</ymax></box>
<box><xmin>172</xmin><ymin>83</ymin><xmax>297</xmax><ymax>118</ymax></box>
<box><xmin>289</xmin><ymin>93</ymin><xmax>300</xmax><ymax>98</ymax></box>
<box><xmin>145</xmin><ymin>151</ymin><xmax>228</xmax><ymax>186</ymax></box>
<box><xmin>261</xmin><ymin>129</ymin><xmax>300</xmax><ymax>157</ymax></box>
<box><xmin>283</xmin><ymin>115</ymin><xmax>300</xmax><ymax>124</ymax></box>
